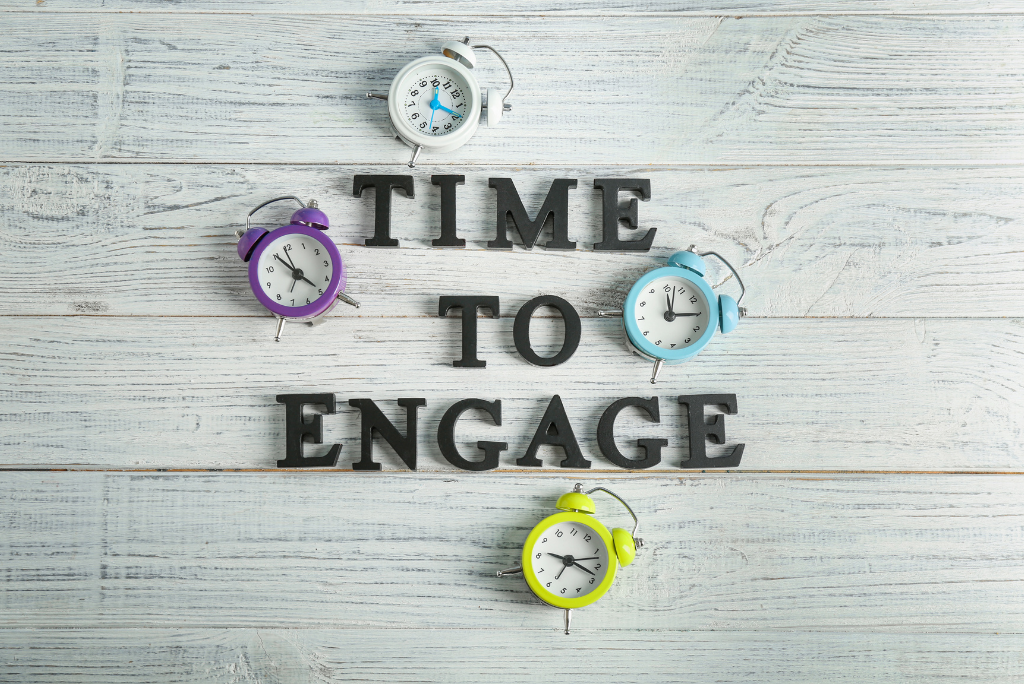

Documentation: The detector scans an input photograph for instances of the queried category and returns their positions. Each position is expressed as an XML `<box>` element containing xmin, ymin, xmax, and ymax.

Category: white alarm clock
<box><xmin>367</xmin><ymin>38</ymin><xmax>514</xmax><ymax>167</ymax></box>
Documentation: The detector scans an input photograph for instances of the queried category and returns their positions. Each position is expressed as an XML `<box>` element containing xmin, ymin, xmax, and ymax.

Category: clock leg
<box><xmin>650</xmin><ymin>358</ymin><xmax>664</xmax><ymax>384</ymax></box>
<box><xmin>408</xmin><ymin>145</ymin><xmax>423</xmax><ymax>168</ymax></box>
<box><xmin>496</xmin><ymin>566</ymin><xmax>523</xmax><ymax>577</ymax></box>
<box><xmin>563</xmin><ymin>609</ymin><xmax>572</xmax><ymax>635</ymax></box>
<box><xmin>337</xmin><ymin>292</ymin><xmax>361</xmax><ymax>309</ymax></box>
<box><xmin>274</xmin><ymin>317</ymin><xmax>286</xmax><ymax>342</ymax></box>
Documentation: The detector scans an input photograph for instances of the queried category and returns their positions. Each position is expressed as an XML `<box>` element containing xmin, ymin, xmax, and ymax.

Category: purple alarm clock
<box><xmin>236</xmin><ymin>196</ymin><xmax>359</xmax><ymax>341</ymax></box>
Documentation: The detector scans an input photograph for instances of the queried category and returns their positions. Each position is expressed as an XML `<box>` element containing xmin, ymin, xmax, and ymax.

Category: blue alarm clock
<box><xmin>600</xmin><ymin>245</ymin><xmax>746</xmax><ymax>384</ymax></box>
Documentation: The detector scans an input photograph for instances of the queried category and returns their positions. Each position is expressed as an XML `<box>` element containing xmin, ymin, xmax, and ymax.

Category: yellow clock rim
<box><xmin>521</xmin><ymin>511</ymin><xmax>618</xmax><ymax>610</ymax></box>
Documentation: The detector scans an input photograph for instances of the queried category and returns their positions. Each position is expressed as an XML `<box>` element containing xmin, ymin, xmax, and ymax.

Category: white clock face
<box><xmin>400</xmin><ymin>65</ymin><xmax>471</xmax><ymax>137</ymax></box>
<box><xmin>633</xmin><ymin>276</ymin><xmax>711</xmax><ymax>350</ymax></box>
<box><xmin>529</xmin><ymin>520</ymin><xmax>610</xmax><ymax>599</ymax></box>
<box><xmin>256</xmin><ymin>233</ymin><xmax>333</xmax><ymax>308</ymax></box>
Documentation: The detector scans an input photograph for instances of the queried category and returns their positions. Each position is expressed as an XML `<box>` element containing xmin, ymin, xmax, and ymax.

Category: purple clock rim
<box><xmin>247</xmin><ymin>224</ymin><xmax>346</xmax><ymax>319</ymax></box>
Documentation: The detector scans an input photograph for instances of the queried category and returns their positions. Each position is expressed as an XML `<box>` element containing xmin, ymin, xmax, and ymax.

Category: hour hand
<box><xmin>437</xmin><ymin>103</ymin><xmax>462</xmax><ymax>117</ymax></box>
<box><xmin>547</xmin><ymin>553</ymin><xmax>565</xmax><ymax>560</ymax></box>
<box><xmin>671</xmin><ymin>311</ymin><xmax>700</xmax><ymax>317</ymax></box>
<box><xmin>572</xmin><ymin>562</ymin><xmax>595</xmax><ymax>576</ymax></box>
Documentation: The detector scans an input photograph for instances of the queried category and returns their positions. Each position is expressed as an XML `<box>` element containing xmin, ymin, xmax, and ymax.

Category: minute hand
<box><xmin>671</xmin><ymin>311</ymin><xmax>700</xmax><ymax>317</ymax></box>
<box><xmin>572</xmin><ymin>562</ymin><xmax>595</xmax><ymax>576</ymax></box>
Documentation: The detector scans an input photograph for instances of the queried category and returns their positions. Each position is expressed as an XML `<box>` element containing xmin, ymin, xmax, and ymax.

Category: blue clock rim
<box><xmin>247</xmin><ymin>224</ymin><xmax>345</xmax><ymax>319</ymax></box>
<box><xmin>623</xmin><ymin>265</ymin><xmax>719</xmax><ymax>362</ymax></box>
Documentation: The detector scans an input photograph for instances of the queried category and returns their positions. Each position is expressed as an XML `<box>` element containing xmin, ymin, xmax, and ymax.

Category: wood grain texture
<box><xmin>2</xmin><ymin>164</ymin><xmax>1022</xmax><ymax>318</ymax></box>
<box><xmin>1</xmin><ymin>629</ymin><xmax>1022</xmax><ymax>683</ymax></box>
<box><xmin>1</xmin><ymin>316</ymin><xmax>1022</xmax><ymax>470</ymax></box>
<box><xmin>4</xmin><ymin>1</ymin><xmax>1023</xmax><ymax>14</ymax></box>
<box><xmin>1</xmin><ymin>472</ymin><xmax>1022</xmax><ymax>632</ymax></box>
<box><xmin>1</xmin><ymin>15</ymin><xmax>1023</xmax><ymax>164</ymax></box>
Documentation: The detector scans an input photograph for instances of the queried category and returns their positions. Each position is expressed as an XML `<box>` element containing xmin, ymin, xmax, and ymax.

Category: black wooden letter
<box><xmin>438</xmin><ymin>296</ymin><xmax>500</xmax><ymax>368</ymax></box>
<box><xmin>593</xmin><ymin>178</ymin><xmax>654</xmax><ymax>251</ymax></box>
<box><xmin>431</xmin><ymin>174</ymin><xmax>466</xmax><ymax>247</ymax></box>
<box><xmin>517</xmin><ymin>395</ymin><xmax>590</xmax><ymax>468</ymax></box>
<box><xmin>348</xmin><ymin>398</ymin><xmax>426</xmax><ymax>470</ymax></box>
<box><xmin>437</xmin><ymin>399</ymin><xmax>507</xmax><ymax>471</ymax></box>
<box><xmin>276</xmin><ymin>394</ymin><xmax>342</xmax><ymax>468</ymax></box>
<box><xmin>353</xmin><ymin>175</ymin><xmax>415</xmax><ymax>247</ymax></box>
<box><xmin>487</xmin><ymin>178</ymin><xmax>577</xmax><ymax>250</ymax></box>
<box><xmin>677</xmin><ymin>394</ymin><xmax>744</xmax><ymax>468</ymax></box>
<box><xmin>512</xmin><ymin>295</ymin><xmax>581</xmax><ymax>367</ymax></box>
<box><xmin>596</xmin><ymin>396</ymin><xmax>668</xmax><ymax>469</ymax></box>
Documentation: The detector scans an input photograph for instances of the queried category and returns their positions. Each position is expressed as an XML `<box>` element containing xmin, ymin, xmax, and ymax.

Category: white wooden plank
<box><xmin>0</xmin><ymin>473</ymin><xmax>1022</xmax><ymax>632</ymax></box>
<box><xmin>3</xmin><ymin>1</ymin><xmax>1022</xmax><ymax>14</ymax></box>
<box><xmin>1</xmin><ymin>316</ymin><xmax>1022</xmax><ymax>470</ymax></box>
<box><xmin>2</xmin><ymin>164</ymin><xmax>1023</xmax><ymax>318</ymax></box>
<box><xmin>1</xmin><ymin>628</ymin><xmax>1022</xmax><ymax>683</ymax></box>
<box><xmin>1</xmin><ymin>16</ymin><xmax>1023</xmax><ymax>164</ymax></box>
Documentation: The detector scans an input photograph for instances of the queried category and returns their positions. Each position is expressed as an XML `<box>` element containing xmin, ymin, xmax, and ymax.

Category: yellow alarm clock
<box><xmin>497</xmin><ymin>483</ymin><xmax>644</xmax><ymax>634</ymax></box>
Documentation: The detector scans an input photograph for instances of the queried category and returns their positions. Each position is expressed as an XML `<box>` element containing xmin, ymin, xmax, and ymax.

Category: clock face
<box><xmin>631</xmin><ymin>275</ymin><xmax>711</xmax><ymax>350</ymax></box>
<box><xmin>399</xmin><ymin>65</ymin><xmax>471</xmax><ymax>137</ymax></box>
<box><xmin>255</xmin><ymin>232</ymin><xmax>334</xmax><ymax>309</ymax></box>
<box><xmin>528</xmin><ymin>520</ymin><xmax>611</xmax><ymax>601</ymax></box>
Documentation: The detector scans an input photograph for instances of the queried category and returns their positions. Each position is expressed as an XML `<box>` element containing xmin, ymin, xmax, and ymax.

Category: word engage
<box><xmin>277</xmin><ymin>394</ymin><xmax>744</xmax><ymax>471</ymax></box>
<box><xmin>354</xmin><ymin>175</ymin><xmax>654</xmax><ymax>250</ymax></box>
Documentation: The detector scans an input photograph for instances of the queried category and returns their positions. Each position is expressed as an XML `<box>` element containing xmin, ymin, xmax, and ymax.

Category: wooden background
<box><xmin>1</xmin><ymin>1</ymin><xmax>1023</xmax><ymax>681</ymax></box>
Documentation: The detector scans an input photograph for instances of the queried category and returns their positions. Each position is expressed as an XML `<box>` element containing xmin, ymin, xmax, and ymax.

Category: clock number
<box><xmin>671</xmin><ymin>343</ymin><xmax>676</xmax><ymax>348</ymax></box>
<box><xmin>300</xmin><ymin>242</ymin><xmax>306</xmax><ymax>249</ymax></box>
<box><xmin>419</xmin><ymin>80</ymin><xmax>427</xmax><ymax>87</ymax></box>
<box><xmin>443</xmin><ymin>82</ymin><xmax>452</xmax><ymax>90</ymax></box>
<box><xmin>314</xmin><ymin>249</ymin><xmax>320</xmax><ymax>255</ymax></box>
<box><xmin>690</xmin><ymin>296</ymin><xmax>698</xmax><ymax>304</ymax></box>
<box><xmin>411</xmin><ymin>112</ymin><xmax>419</xmax><ymax>119</ymax></box>
<box><xmin>595</xmin><ymin>564</ymin><xmax>601</xmax><ymax>570</ymax></box>
<box><xmin>444</xmin><ymin>123</ymin><xmax>452</xmax><ymax>130</ymax></box>
<box><xmin>284</xmin><ymin>244</ymin><xmax>292</xmax><ymax>252</ymax></box>
<box><xmin>276</xmin><ymin>294</ymin><xmax>281</xmax><ymax>301</ymax></box>
<box><xmin>569</xmin><ymin>528</ymin><xmax>577</xmax><ymax>537</ymax></box>
<box><xmin>456</xmin><ymin>102</ymin><xmax>465</xmax><ymax>108</ymax></box>
<box><xmin>265</xmin><ymin>265</ymin><xmax>274</xmax><ymax>273</ymax></box>
<box><xmin>693</xmin><ymin>325</ymin><xmax>700</xmax><ymax>332</ymax></box>
<box><xmin>306</xmin><ymin>298</ymin><xmax>310</xmax><ymax>305</ymax></box>
<box><xmin>541</xmin><ymin>537</ymin><xmax>547</xmax><ymax>543</ymax></box>
<box><xmin>589</xmin><ymin>578</ymin><xmax>595</xmax><ymax>584</ymax></box>
<box><xmin>432</xmin><ymin>127</ymin><xmax>439</xmax><ymax>133</ymax></box>
<box><xmin>643</xmin><ymin>331</ymin><xmax>649</xmax><ymax>336</ymax></box>
<box><xmin>638</xmin><ymin>316</ymin><xmax>645</xmax><ymax>321</ymax></box>
<box><xmin>266</xmin><ymin>281</ymin><xmax>271</xmax><ymax>288</ymax></box>
<box><xmin>594</xmin><ymin>547</ymin><xmax>600</xmax><ymax>554</ymax></box>
<box><xmin>649</xmin><ymin>288</ymin><xmax>655</xmax><ymax>293</ymax></box>
<box><xmin>546</xmin><ymin>582</ymin><xmax>552</xmax><ymax>588</ymax></box>
<box><xmin>560</xmin><ymin>588</ymin><xmax>566</xmax><ymax>594</ymax></box>
<box><xmin>536</xmin><ymin>553</ymin><xmax>541</xmax><ymax>559</ymax></box>
<box><xmin>538</xmin><ymin>568</ymin><xmax>544</xmax><ymax>573</ymax></box>
<box><xmin>639</xmin><ymin>301</ymin><xmax>646</xmax><ymax>307</ymax></box>
<box><xmin>584</xmin><ymin>534</ymin><xmax>591</xmax><ymax>542</ymax></box>
<box><xmin>431</xmin><ymin>79</ymin><xmax>440</xmax><ymax>87</ymax></box>
<box><xmin>452</xmin><ymin>90</ymin><xmax>461</xmax><ymax>98</ymax></box>
<box><xmin>325</xmin><ymin>276</ymin><xmax>330</xmax><ymax>282</ymax></box>
<box><xmin>290</xmin><ymin>299</ymin><xmax>295</xmax><ymax>306</ymax></box>
<box><xmin>318</xmin><ymin>289</ymin><xmax>323</xmax><ymax>296</ymax></box>
<box><xmin>555</xmin><ymin>530</ymin><xmax>563</xmax><ymax>538</ymax></box>
<box><xmin>323</xmin><ymin>260</ymin><xmax>329</xmax><ymax>267</ymax></box>
<box><xmin>576</xmin><ymin>588</ymin><xmax>581</xmax><ymax>593</ymax></box>
<box><xmin>664</xmin><ymin>285</ymin><xmax>671</xmax><ymax>292</ymax></box>
<box><xmin>420</xmin><ymin>122</ymin><xmax>427</xmax><ymax>128</ymax></box>
<box><xmin>685</xmin><ymin>337</ymin><xmax>691</xmax><ymax>343</ymax></box>
<box><xmin>655</xmin><ymin>339</ymin><xmax>661</xmax><ymax>345</ymax></box>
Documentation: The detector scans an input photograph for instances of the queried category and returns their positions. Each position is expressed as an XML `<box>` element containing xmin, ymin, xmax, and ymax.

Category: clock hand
<box><xmin>671</xmin><ymin>286</ymin><xmax>677</xmax><ymax>312</ymax></box>
<box><xmin>428</xmin><ymin>87</ymin><xmax>437</xmax><ymax>130</ymax></box>
<box><xmin>281</xmin><ymin>250</ymin><xmax>298</xmax><ymax>271</ymax></box>
<box><xmin>664</xmin><ymin>293</ymin><xmax>676</xmax><ymax>322</ymax></box>
<box><xmin>555</xmin><ymin>566</ymin><xmax>566</xmax><ymax>580</ymax></box>
<box><xmin>671</xmin><ymin>311</ymin><xmax>700</xmax><ymax>317</ymax></box>
<box><xmin>547</xmin><ymin>553</ymin><xmax>566</xmax><ymax>560</ymax></box>
<box><xmin>572</xmin><ymin>562</ymin><xmax>595</xmax><ymax>576</ymax></box>
<box><xmin>437</xmin><ymin>103</ymin><xmax>462</xmax><ymax>118</ymax></box>
<box><xmin>571</xmin><ymin>557</ymin><xmax>599</xmax><ymax>561</ymax></box>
